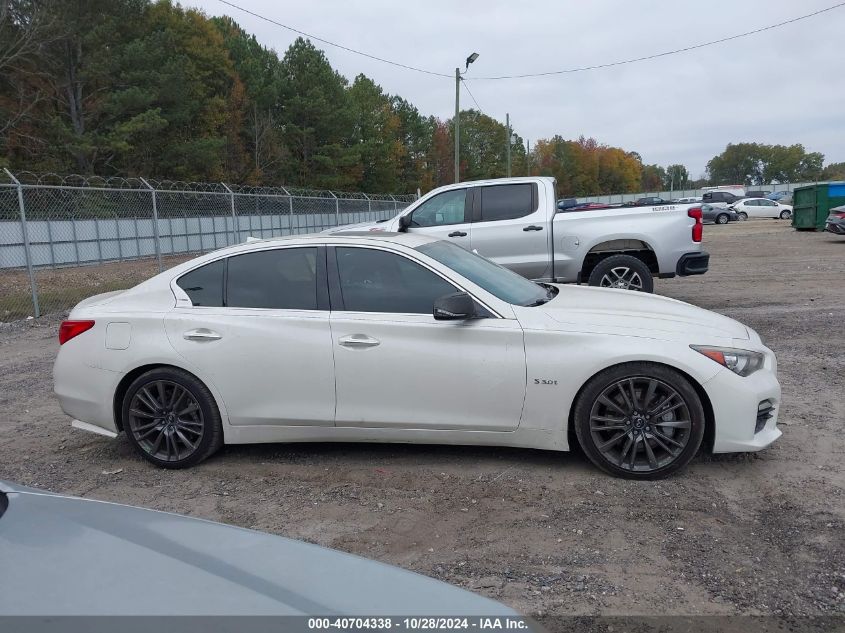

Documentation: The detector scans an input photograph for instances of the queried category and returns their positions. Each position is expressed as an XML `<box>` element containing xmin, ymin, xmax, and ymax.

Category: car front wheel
<box><xmin>737</xmin><ymin>211</ymin><xmax>748</xmax><ymax>221</ymax></box>
<box><xmin>779</xmin><ymin>209</ymin><xmax>791</xmax><ymax>219</ymax></box>
<box><xmin>716</xmin><ymin>213</ymin><xmax>729</xmax><ymax>224</ymax></box>
<box><xmin>122</xmin><ymin>367</ymin><xmax>223</xmax><ymax>469</ymax></box>
<box><xmin>573</xmin><ymin>363</ymin><xmax>706</xmax><ymax>479</ymax></box>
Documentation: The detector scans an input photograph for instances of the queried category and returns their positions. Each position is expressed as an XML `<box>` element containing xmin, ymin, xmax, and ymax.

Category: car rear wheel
<box><xmin>716</xmin><ymin>213</ymin><xmax>729</xmax><ymax>224</ymax></box>
<box><xmin>779</xmin><ymin>209</ymin><xmax>791</xmax><ymax>219</ymax></box>
<box><xmin>737</xmin><ymin>211</ymin><xmax>748</xmax><ymax>221</ymax></box>
<box><xmin>122</xmin><ymin>367</ymin><xmax>223</xmax><ymax>469</ymax></box>
<box><xmin>587</xmin><ymin>254</ymin><xmax>654</xmax><ymax>293</ymax></box>
<box><xmin>573</xmin><ymin>363</ymin><xmax>706</xmax><ymax>479</ymax></box>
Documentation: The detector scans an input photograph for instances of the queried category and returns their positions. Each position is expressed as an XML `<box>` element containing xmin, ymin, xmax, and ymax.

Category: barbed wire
<box><xmin>0</xmin><ymin>171</ymin><xmax>417</xmax><ymax>201</ymax></box>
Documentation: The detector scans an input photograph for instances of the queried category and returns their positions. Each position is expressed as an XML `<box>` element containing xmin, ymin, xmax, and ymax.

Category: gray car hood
<box><xmin>0</xmin><ymin>482</ymin><xmax>516</xmax><ymax>616</ymax></box>
<box><xmin>538</xmin><ymin>285</ymin><xmax>749</xmax><ymax>342</ymax></box>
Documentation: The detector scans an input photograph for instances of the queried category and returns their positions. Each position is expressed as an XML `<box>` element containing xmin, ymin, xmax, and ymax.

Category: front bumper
<box><xmin>704</xmin><ymin>364</ymin><xmax>782</xmax><ymax>453</ymax></box>
<box><xmin>825</xmin><ymin>220</ymin><xmax>845</xmax><ymax>235</ymax></box>
<box><xmin>676</xmin><ymin>251</ymin><xmax>710</xmax><ymax>276</ymax></box>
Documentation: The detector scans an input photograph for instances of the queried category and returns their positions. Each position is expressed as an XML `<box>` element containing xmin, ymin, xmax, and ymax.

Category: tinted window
<box><xmin>479</xmin><ymin>184</ymin><xmax>535</xmax><ymax>222</ymax></box>
<box><xmin>336</xmin><ymin>247</ymin><xmax>457</xmax><ymax>314</ymax></box>
<box><xmin>177</xmin><ymin>260</ymin><xmax>224</xmax><ymax>307</ymax></box>
<box><xmin>409</xmin><ymin>189</ymin><xmax>466</xmax><ymax>227</ymax></box>
<box><xmin>416</xmin><ymin>240</ymin><xmax>549</xmax><ymax>307</ymax></box>
<box><xmin>227</xmin><ymin>248</ymin><xmax>317</xmax><ymax>310</ymax></box>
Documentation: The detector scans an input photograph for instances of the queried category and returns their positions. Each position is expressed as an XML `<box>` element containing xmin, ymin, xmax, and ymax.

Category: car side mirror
<box><xmin>398</xmin><ymin>213</ymin><xmax>412</xmax><ymax>233</ymax></box>
<box><xmin>433</xmin><ymin>292</ymin><xmax>476</xmax><ymax>320</ymax></box>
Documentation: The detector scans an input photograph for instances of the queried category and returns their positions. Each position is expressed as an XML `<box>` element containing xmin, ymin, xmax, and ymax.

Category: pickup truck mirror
<box><xmin>398</xmin><ymin>213</ymin><xmax>412</xmax><ymax>232</ymax></box>
<box><xmin>433</xmin><ymin>292</ymin><xmax>476</xmax><ymax>320</ymax></box>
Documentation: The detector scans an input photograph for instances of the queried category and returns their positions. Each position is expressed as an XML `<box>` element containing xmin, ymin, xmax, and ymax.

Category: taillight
<box><xmin>59</xmin><ymin>320</ymin><xmax>95</xmax><ymax>345</ymax></box>
<box><xmin>835</xmin><ymin>212</ymin><xmax>845</xmax><ymax>219</ymax></box>
<box><xmin>688</xmin><ymin>207</ymin><xmax>703</xmax><ymax>242</ymax></box>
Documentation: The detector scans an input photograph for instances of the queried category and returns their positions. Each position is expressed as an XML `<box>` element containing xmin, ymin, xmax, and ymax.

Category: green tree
<box><xmin>820</xmin><ymin>162</ymin><xmax>845</xmax><ymax>181</ymax></box>
<box><xmin>348</xmin><ymin>74</ymin><xmax>400</xmax><ymax>193</ymax></box>
<box><xmin>664</xmin><ymin>164</ymin><xmax>689</xmax><ymax>190</ymax></box>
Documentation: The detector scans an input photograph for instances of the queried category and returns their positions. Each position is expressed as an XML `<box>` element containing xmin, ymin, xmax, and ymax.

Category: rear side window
<box><xmin>177</xmin><ymin>260</ymin><xmax>224</xmax><ymax>307</ymax></box>
<box><xmin>479</xmin><ymin>184</ymin><xmax>536</xmax><ymax>222</ymax></box>
<box><xmin>227</xmin><ymin>248</ymin><xmax>317</xmax><ymax>310</ymax></box>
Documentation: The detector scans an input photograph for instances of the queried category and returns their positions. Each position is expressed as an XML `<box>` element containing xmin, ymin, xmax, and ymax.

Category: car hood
<box><xmin>536</xmin><ymin>285</ymin><xmax>749</xmax><ymax>342</ymax></box>
<box><xmin>0</xmin><ymin>483</ymin><xmax>516</xmax><ymax>616</ymax></box>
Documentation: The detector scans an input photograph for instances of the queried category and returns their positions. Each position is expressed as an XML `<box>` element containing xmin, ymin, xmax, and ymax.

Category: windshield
<box><xmin>416</xmin><ymin>240</ymin><xmax>553</xmax><ymax>306</ymax></box>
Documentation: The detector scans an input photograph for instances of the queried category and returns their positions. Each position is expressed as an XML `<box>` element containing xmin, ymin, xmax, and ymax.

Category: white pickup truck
<box><xmin>329</xmin><ymin>177</ymin><xmax>709</xmax><ymax>293</ymax></box>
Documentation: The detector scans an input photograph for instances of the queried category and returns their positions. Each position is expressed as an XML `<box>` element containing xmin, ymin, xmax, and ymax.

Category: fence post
<box><xmin>140</xmin><ymin>177</ymin><xmax>163</xmax><ymax>272</ymax></box>
<box><xmin>389</xmin><ymin>195</ymin><xmax>398</xmax><ymax>213</ymax></box>
<box><xmin>5</xmin><ymin>169</ymin><xmax>40</xmax><ymax>317</ymax></box>
<box><xmin>363</xmin><ymin>192</ymin><xmax>371</xmax><ymax>215</ymax></box>
<box><xmin>221</xmin><ymin>182</ymin><xmax>237</xmax><ymax>245</ymax></box>
<box><xmin>329</xmin><ymin>191</ymin><xmax>339</xmax><ymax>226</ymax></box>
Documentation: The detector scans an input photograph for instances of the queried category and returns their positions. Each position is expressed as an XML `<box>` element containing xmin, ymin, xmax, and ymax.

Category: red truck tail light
<box><xmin>688</xmin><ymin>207</ymin><xmax>703</xmax><ymax>242</ymax></box>
<box><xmin>59</xmin><ymin>320</ymin><xmax>95</xmax><ymax>345</ymax></box>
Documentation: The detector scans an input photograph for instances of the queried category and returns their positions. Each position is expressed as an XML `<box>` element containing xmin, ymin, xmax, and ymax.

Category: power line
<box><xmin>468</xmin><ymin>2</ymin><xmax>845</xmax><ymax>80</ymax></box>
<box><xmin>462</xmin><ymin>80</ymin><xmax>484</xmax><ymax>114</ymax></box>
<box><xmin>217</xmin><ymin>0</ymin><xmax>844</xmax><ymax>82</ymax></box>
<box><xmin>217</xmin><ymin>0</ymin><xmax>452</xmax><ymax>78</ymax></box>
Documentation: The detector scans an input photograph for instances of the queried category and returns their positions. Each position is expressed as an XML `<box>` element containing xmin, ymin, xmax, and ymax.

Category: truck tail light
<box><xmin>688</xmin><ymin>207</ymin><xmax>703</xmax><ymax>242</ymax></box>
<box><xmin>59</xmin><ymin>320</ymin><xmax>95</xmax><ymax>345</ymax></box>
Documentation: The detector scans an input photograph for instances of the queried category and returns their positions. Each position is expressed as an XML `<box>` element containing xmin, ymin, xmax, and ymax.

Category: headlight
<box><xmin>691</xmin><ymin>345</ymin><xmax>765</xmax><ymax>377</ymax></box>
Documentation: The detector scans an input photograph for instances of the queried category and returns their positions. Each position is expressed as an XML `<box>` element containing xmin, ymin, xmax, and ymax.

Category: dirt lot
<box><xmin>1</xmin><ymin>221</ymin><xmax>843</xmax><ymax>624</ymax></box>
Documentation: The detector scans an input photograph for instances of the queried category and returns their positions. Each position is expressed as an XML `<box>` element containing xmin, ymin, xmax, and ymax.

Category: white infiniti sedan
<box><xmin>54</xmin><ymin>232</ymin><xmax>781</xmax><ymax>479</ymax></box>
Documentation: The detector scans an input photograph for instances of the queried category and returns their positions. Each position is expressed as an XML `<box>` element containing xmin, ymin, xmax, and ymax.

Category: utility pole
<box><xmin>454</xmin><ymin>67</ymin><xmax>461</xmax><ymax>183</ymax></box>
<box><xmin>454</xmin><ymin>53</ymin><xmax>478</xmax><ymax>184</ymax></box>
<box><xmin>506</xmin><ymin>113</ymin><xmax>511</xmax><ymax>178</ymax></box>
<box><xmin>526</xmin><ymin>139</ymin><xmax>531</xmax><ymax>176</ymax></box>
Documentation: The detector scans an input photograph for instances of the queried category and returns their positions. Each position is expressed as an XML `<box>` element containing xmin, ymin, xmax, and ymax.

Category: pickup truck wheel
<box><xmin>716</xmin><ymin>213</ymin><xmax>729</xmax><ymax>224</ymax></box>
<box><xmin>588</xmin><ymin>254</ymin><xmax>654</xmax><ymax>293</ymax></box>
<box><xmin>573</xmin><ymin>363</ymin><xmax>706</xmax><ymax>480</ymax></box>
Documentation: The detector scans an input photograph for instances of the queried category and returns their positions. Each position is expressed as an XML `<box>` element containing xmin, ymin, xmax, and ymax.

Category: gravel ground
<box><xmin>0</xmin><ymin>221</ymin><xmax>843</xmax><ymax>626</ymax></box>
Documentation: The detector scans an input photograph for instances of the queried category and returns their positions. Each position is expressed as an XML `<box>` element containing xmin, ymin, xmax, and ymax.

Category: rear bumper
<box><xmin>825</xmin><ymin>221</ymin><xmax>845</xmax><ymax>235</ymax></box>
<box><xmin>676</xmin><ymin>251</ymin><xmax>710</xmax><ymax>276</ymax></box>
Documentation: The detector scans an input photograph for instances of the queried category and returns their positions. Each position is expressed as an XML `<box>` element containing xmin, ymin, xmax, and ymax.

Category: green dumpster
<box><xmin>792</xmin><ymin>182</ymin><xmax>845</xmax><ymax>231</ymax></box>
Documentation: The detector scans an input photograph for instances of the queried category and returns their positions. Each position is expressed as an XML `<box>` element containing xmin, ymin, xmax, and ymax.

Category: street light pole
<box><xmin>454</xmin><ymin>67</ymin><xmax>461</xmax><ymax>183</ymax></box>
<box><xmin>454</xmin><ymin>53</ymin><xmax>478</xmax><ymax>184</ymax></box>
<box><xmin>506</xmin><ymin>113</ymin><xmax>511</xmax><ymax>178</ymax></box>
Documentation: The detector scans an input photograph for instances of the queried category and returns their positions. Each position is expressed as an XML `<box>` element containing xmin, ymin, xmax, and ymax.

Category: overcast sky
<box><xmin>187</xmin><ymin>0</ymin><xmax>843</xmax><ymax>177</ymax></box>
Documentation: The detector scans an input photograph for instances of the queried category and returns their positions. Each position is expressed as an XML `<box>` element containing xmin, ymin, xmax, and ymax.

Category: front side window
<box><xmin>227</xmin><ymin>248</ymin><xmax>318</xmax><ymax>310</ymax></box>
<box><xmin>479</xmin><ymin>183</ymin><xmax>535</xmax><ymax>222</ymax></box>
<box><xmin>409</xmin><ymin>189</ymin><xmax>467</xmax><ymax>227</ymax></box>
<box><xmin>176</xmin><ymin>259</ymin><xmax>224</xmax><ymax>307</ymax></box>
<box><xmin>336</xmin><ymin>247</ymin><xmax>457</xmax><ymax>314</ymax></box>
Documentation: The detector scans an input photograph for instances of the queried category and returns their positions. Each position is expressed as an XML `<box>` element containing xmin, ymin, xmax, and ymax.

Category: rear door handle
<box><xmin>338</xmin><ymin>334</ymin><xmax>380</xmax><ymax>348</ymax></box>
<box><xmin>523</xmin><ymin>225</ymin><xmax>544</xmax><ymax>231</ymax></box>
<box><xmin>448</xmin><ymin>231</ymin><xmax>467</xmax><ymax>237</ymax></box>
<box><xmin>183</xmin><ymin>328</ymin><xmax>222</xmax><ymax>341</ymax></box>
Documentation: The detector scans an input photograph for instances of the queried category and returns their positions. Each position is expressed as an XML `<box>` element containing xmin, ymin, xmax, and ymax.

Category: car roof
<box><xmin>216</xmin><ymin>231</ymin><xmax>439</xmax><ymax>252</ymax></box>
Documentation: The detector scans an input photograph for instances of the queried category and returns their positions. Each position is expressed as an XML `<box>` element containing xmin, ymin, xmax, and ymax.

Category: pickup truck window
<box><xmin>416</xmin><ymin>240</ymin><xmax>551</xmax><ymax>307</ymax></box>
<box><xmin>479</xmin><ymin>183</ymin><xmax>535</xmax><ymax>222</ymax></box>
<box><xmin>336</xmin><ymin>247</ymin><xmax>458</xmax><ymax>314</ymax></box>
<box><xmin>409</xmin><ymin>189</ymin><xmax>467</xmax><ymax>227</ymax></box>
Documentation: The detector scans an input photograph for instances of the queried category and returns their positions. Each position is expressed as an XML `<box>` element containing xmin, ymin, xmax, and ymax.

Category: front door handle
<box><xmin>523</xmin><ymin>225</ymin><xmax>544</xmax><ymax>231</ymax></box>
<box><xmin>338</xmin><ymin>334</ymin><xmax>380</xmax><ymax>349</ymax></box>
<box><xmin>183</xmin><ymin>328</ymin><xmax>222</xmax><ymax>341</ymax></box>
<box><xmin>448</xmin><ymin>231</ymin><xmax>468</xmax><ymax>237</ymax></box>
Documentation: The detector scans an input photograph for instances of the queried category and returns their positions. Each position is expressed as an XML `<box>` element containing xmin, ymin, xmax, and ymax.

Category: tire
<box><xmin>121</xmin><ymin>367</ymin><xmax>223</xmax><ymax>469</ymax></box>
<box><xmin>573</xmin><ymin>363</ymin><xmax>706</xmax><ymax>480</ymax></box>
<box><xmin>779</xmin><ymin>209</ymin><xmax>791</xmax><ymax>220</ymax></box>
<box><xmin>737</xmin><ymin>211</ymin><xmax>748</xmax><ymax>221</ymax></box>
<box><xmin>716</xmin><ymin>213</ymin><xmax>729</xmax><ymax>224</ymax></box>
<box><xmin>587</xmin><ymin>254</ymin><xmax>654</xmax><ymax>293</ymax></box>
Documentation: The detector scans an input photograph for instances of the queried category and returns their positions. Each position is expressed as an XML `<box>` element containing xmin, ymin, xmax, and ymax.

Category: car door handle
<box><xmin>448</xmin><ymin>231</ymin><xmax>467</xmax><ymax>237</ymax></box>
<box><xmin>523</xmin><ymin>225</ymin><xmax>544</xmax><ymax>231</ymax></box>
<box><xmin>183</xmin><ymin>328</ymin><xmax>222</xmax><ymax>341</ymax></box>
<box><xmin>338</xmin><ymin>334</ymin><xmax>380</xmax><ymax>348</ymax></box>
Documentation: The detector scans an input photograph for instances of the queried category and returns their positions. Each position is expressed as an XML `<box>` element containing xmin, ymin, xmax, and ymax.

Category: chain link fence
<box><xmin>0</xmin><ymin>171</ymin><xmax>415</xmax><ymax>322</ymax></box>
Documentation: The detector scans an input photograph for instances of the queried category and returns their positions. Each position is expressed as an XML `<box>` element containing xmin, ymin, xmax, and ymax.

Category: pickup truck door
<box><xmin>469</xmin><ymin>183</ymin><xmax>550</xmax><ymax>280</ymax></box>
<box><xmin>403</xmin><ymin>187</ymin><xmax>472</xmax><ymax>246</ymax></box>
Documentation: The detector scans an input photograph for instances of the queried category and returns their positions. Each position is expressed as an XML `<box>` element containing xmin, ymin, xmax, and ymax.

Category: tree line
<box><xmin>1</xmin><ymin>1</ymin><xmax>842</xmax><ymax>195</ymax></box>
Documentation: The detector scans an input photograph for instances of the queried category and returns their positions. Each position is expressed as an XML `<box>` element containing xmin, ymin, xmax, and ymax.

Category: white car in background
<box><xmin>53</xmin><ymin>232</ymin><xmax>781</xmax><ymax>479</ymax></box>
<box><xmin>730</xmin><ymin>198</ymin><xmax>793</xmax><ymax>220</ymax></box>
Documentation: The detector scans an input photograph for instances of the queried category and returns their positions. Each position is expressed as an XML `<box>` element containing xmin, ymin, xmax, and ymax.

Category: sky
<box><xmin>186</xmin><ymin>0</ymin><xmax>844</xmax><ymax>177</ymax></box>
